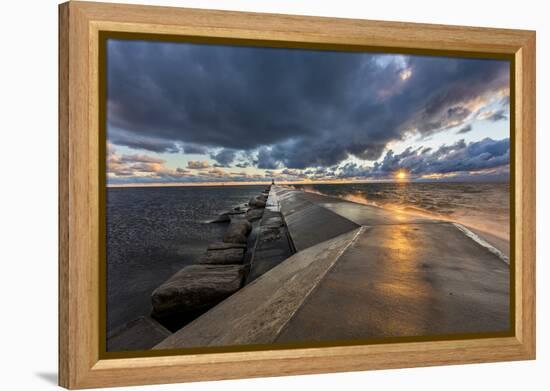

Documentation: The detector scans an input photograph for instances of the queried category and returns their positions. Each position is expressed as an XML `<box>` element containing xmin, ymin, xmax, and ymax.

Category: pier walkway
<box><xmin>155</xmin><ymin>186</ymin><xmax>510</xmax><ymax>349</ymax></box>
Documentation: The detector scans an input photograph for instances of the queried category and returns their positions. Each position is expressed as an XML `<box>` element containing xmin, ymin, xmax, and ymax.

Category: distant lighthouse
<box><xmin>271</xmin><ymin>178</ymin><xmax>275</xmax><ymax>185</ymax></box>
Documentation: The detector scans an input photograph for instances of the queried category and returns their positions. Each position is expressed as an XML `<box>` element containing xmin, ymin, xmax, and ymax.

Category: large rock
<box><xmin>207</xmin><ymin>242</ymin><xmax>246</xmax><ymax>251</ymax></box>
<box><xmin>234</xmin><ymin>203</ymin><xmax>249</xmax><ymax>212</ymax></box>
<box><xmin>223</xmin><ymin>219</ymin><xmax>252</xmax><ymax>244</ymax></box>
<box><xmin>210</xmin><ymin>210</ymin><xmax>245</xmax><ymax>223</ymax></box>
<box><xmin>151</xmin><ymin>265</ymin><xmax>246</xmax><ymax>329</ymax></box>
<box><xmin>249</xmin><ymin>196</ymin><xmax>267</xmax><ymax>208</ymax></box>
<box><xmin>246</xmin><ymin>208</ymin><xmax>264</xmax><ymax>222</ymax></box>
<box><xmin>199</xmin><ymin>247</ymin><xmax>245</xmax><ymax>265</ymax></box>
<box><xmin>210</xmin><ymin>213</ymin><xmax>230</xmax><ymax>223</ymax></box>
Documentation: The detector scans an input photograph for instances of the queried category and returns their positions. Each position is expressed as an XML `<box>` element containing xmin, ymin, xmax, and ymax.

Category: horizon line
<box><xmin>106</xmin><ymin>178</ymin><xmax>510</xmax><ymax>188</ymax></box>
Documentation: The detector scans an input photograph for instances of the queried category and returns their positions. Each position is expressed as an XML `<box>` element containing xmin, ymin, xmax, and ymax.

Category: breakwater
<box><xmin>155</xmin><ymin>185</ymin><xmax>510</xmax><ymax>349</ymax></box>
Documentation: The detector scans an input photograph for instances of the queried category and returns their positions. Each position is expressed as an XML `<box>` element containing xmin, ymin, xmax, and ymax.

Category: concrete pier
<box><xmin>155</xmin><ymin>186</ymin><xmax>510</xmax><ymax>350</ymax></box>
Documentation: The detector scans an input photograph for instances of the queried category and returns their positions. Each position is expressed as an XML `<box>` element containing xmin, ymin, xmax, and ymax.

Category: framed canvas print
<box><xmin>58</xmin><ymin>1</ymin><xmax>536</xmax><ymax>389</ymax></box>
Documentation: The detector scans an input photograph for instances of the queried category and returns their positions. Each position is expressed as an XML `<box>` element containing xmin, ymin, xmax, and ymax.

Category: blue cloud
<box><xmin>339</xmin><ymin>138</ymin><xmax>509</xmax><ymax>179</ymax></box>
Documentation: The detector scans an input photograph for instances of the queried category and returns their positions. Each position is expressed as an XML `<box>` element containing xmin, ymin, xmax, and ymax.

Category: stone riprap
<box><xmin>245</xmin><ymin>207</ymin><xmax>264</xmax><ymax>222</ymax></box>
<box><xmin>223</xmin><ymin>219</ymin><xmax>252</xmax><ymax>244</ymax></box>
<box><xmin>198</xmin><ymin>247</ymin><xmax>245</xmax><ymax>265</ymax></box>
<box><xmin>248</xmin><ymin>196</ymin><xmax>267</xmax><ymax>208</ymax></box>
<box><xmin>207</xmin><ymin>242</ymin><xmax>246</xmax><ymax>251</ymax></box>
<box><xmin>210</xmin><ymin>209</ymin><xmax>245</xmax><ymax>223</ymax></box>
<box><xmin>145</xmin><ymin>186</ymin><xmax>272</xmax><ymax>334</ymax></box>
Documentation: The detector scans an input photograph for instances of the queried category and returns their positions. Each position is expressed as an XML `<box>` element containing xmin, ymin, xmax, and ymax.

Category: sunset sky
<box><xmin>106</xmin><ymin>39</ymin><xmax>510</xmax><ymax>186</ymax></box>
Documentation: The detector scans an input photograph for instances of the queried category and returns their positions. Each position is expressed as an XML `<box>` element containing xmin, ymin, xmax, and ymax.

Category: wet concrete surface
<box><xmin>273</xmin><ymin>187</ymin><xmax>359</xmax><ymax>251</ymax></box>
<box><xmin>320</xmin><ymin>201</ymin><xmax>434</xmax><ymax>225</ymax></box>
<box><xmin>277</xmin><ymin>223</ymin><xmax>510</xmax><ymax>343</ymax></box>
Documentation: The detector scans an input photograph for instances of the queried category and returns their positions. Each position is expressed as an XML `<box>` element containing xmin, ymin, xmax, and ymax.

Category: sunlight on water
<box><xmin>295</xmin><ymin>182</ymin><xmax>509</xmax><ymax>241</ymax></box>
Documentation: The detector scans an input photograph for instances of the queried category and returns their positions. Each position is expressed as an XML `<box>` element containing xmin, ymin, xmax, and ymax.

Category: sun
<box><xmin>396</xmin><ymin>170</ymin><xmax>408</xmax><ymax>180</ymax></box>
<box><xmin>400</xmin><ymin>68</ymin><xmax>412</xmax><ymax>81</ymax></box>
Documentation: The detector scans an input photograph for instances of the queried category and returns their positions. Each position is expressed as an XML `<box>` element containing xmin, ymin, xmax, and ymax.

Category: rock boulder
<box><xmin>249</xmin><ymin>196</ymin><xmax>267</xmax><ymax>208</ymax></box>
<box><xmin>223</xmin><ymin>219</ymin><xmax>252</xmax><ymax>244</ymax></box>
<box><xmin>211</xmin><ymin>210</ymin><xmax>246</xmax><ymax>223</ymax></box>
<box><xmin>207</xmin><ymin>242</ymin><xmax>246</xmax><ymax>251</ymax></box>
<box><xmin>210</xmin><ymin>213</ymin><xmax>230</xmax><ymax>223</ymax></box>
<box><xmin>246</xmin><ymin>208</ymin><xmax>264</xmax><ymax>222</ymax></box>
<box><xmin>151</xmin><ymin>265</ymin><xmax>246</xmax><ymax>329</ymax></box>
<box><xmin>199</xmin><ymin>247</ymin><xmax>245</xmax><ymax>265</ymax></box>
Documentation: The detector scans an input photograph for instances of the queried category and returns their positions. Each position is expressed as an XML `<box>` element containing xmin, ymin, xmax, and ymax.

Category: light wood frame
<box><xmin>59</xmin><ymin>1</ymin><xmax>536</xmax><ymax>388</ymax></box>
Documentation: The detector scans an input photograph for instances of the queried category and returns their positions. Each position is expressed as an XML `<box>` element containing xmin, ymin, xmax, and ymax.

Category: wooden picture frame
<box><xmin>59</xmin><ymin>1</ymin><xmax>536</xmax><ymax>388</ymax></box>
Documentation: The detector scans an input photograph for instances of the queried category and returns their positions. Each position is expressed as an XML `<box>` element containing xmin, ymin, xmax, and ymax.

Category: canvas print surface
<box><xmin>104</xmin><ymin>38</ymin><xmax>511</xmax><ymax>353</ymax></box>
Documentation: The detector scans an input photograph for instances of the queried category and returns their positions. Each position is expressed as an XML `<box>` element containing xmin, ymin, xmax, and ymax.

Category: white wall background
<box><xmin>0</xmin><ymin>0</ymin><xmax>547</xmax><ymax>389</ymax></box>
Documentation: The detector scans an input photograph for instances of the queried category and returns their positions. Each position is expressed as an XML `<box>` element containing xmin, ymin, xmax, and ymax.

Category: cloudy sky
<box><xmin>106</xmin><ymin>39</ymin><xmax>510</xmax><ymax>185</ymax></box>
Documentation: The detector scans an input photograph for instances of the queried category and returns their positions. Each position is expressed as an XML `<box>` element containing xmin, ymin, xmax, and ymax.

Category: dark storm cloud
<box><xmin>338</xmin><ymin>137</ymin><xmax>509</xmax><ymax>179</ymax></box>
<box><xmin>109</xmin><ymin>129</ymin><xmax>180</xmax><ymax>153</ymax></box>
<box><xmin>107</xmin><ymin>39</ymin><xmax>509</xmax><ymax>168</ymax></box>
<box><xmin>182</xmin><ymin>144</ymin><xmax>208</xmax><ymax>155</ymax></box>
<box><xmin>486</xmin><ymin>109</ymin><xmax>508</xmax><ymax>122</ymax></box>
<box><xmin>255</xmin><ymin>147</ymin><xmax>279</xmax><ymax>169</ymax></box>
<box><xmin>268</xmin><ymin>140</ymin><xmax>351</xmax><ymax>169</ymax></box>
<box><xmin>210</xmin><ymin>149</ymin><xmax>237</xmax><ymax>167</ymax></box>
<box><xmin>456</xmin><ymin>124</ymin><xmax>473</xmax><ymax>134</ymax></box>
